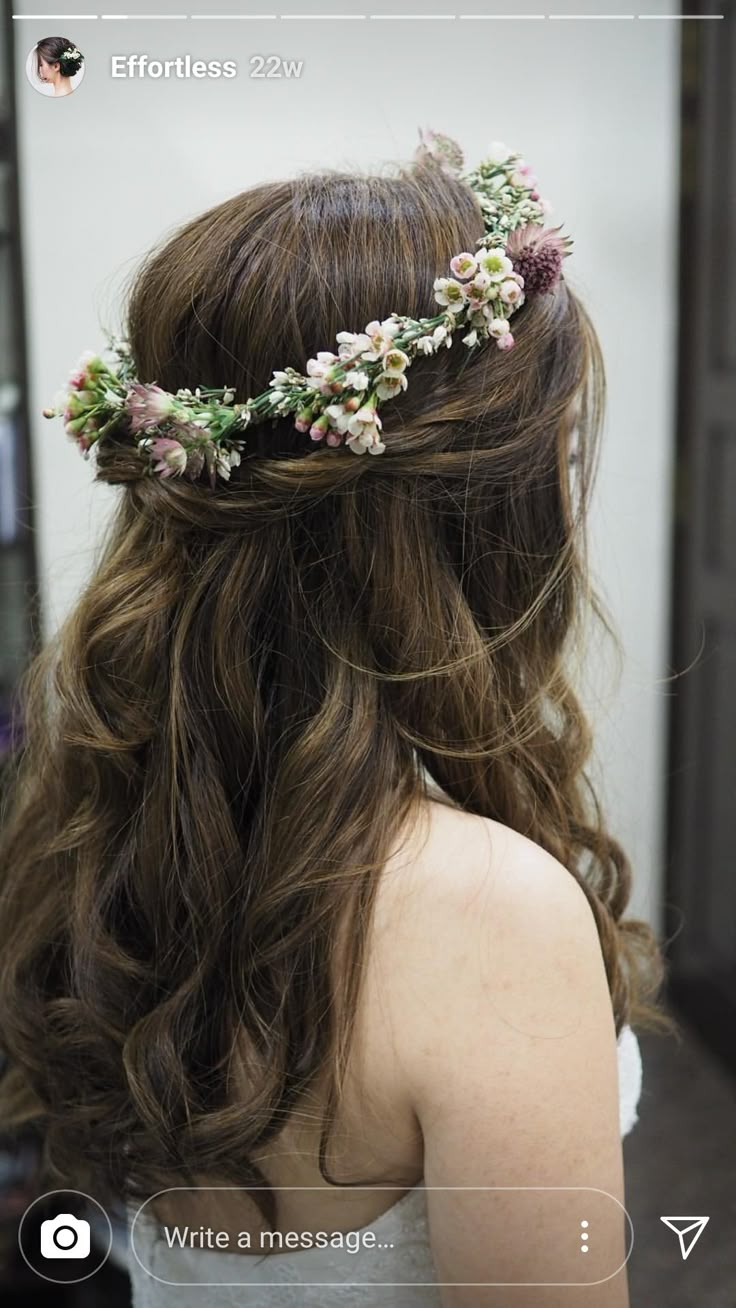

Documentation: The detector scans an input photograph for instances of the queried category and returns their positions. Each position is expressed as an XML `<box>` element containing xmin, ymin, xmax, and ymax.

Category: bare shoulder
<box><xmin>364</xmin><ymin>797</ymin><xmax>613</xmax><ymax>1107</ymax></box>
<box><xmin>367</xmin><ymin>798</ymin><xmax>628</xmax><ymax>1304</ymax></box>
<box><xmin>373</xmin><ymin>796</ymin><xmax>602</xmax><ymax>971</ymax></box>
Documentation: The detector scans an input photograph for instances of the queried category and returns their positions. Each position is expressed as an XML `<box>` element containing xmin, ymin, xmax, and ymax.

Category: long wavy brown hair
<box><xmin>0</xmin><ymin>151</ymin><xmax>672</xmax><ymax>1229</ymax></box>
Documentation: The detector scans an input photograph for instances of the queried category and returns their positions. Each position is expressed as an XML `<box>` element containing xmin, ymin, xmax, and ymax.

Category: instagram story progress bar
<box><xmin>10</xmin><ymin>13</ymin><xmax>726</xmax><ymax>22</ymax></box>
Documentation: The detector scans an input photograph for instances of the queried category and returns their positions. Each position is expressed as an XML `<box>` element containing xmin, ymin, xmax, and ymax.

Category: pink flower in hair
<box><xmin>450</xmin><ymin>252</ymin><xmax>478</xmax><ymax>280</ymax></box>
<box><xmin>505</xmin><ymin>223</ymin><xmax>568</xmax><ymax>296</ymax></box>
<box><xmin>68</xmin><ymin>351</ymin><xmax>104</xmax><ymax>390</ymax></box>
<box><xmin>510</xmin><ymin>160</ymin><xmax>538</xmax><ymax>190</ymax></box>
<box><xmin>126</xmin><ymin>382</ymin><xmax>176</xmax><ymax>433</ymax></box>
<box><xmin>146</xmin><ymin>436</ymin><xmax>188</xmax><ymax>478</ymax></box>
<box><xmin>465</xmin><ymin>271</ymin><xmax>493</xmax><ymax>310</ymax></box>
<box><xmin>294</xmin><ymin>407</ymin><xmax>314</xmax><ymax>433</ymax></box>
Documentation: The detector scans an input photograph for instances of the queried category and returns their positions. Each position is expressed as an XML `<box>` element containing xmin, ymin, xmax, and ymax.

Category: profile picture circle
<box><xmin>26</xmin><ymin>36</ymin><xmax>85</xmax><ymax>97</ymax></box>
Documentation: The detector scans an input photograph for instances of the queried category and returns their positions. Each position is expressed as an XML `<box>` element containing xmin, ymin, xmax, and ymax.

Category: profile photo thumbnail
<box><xmin>26</xmin><ymin>37</ymin><xmax>85</xmax><ymax>98</ymax></box>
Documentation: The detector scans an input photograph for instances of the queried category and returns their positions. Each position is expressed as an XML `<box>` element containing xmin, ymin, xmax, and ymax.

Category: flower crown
<box><xmin>43</xmin><ymin>130</ymin><xmax>572</xmax><ymax>485</ymax></box>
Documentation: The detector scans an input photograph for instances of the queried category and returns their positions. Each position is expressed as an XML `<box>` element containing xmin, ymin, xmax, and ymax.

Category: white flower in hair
<box><xmin>381</xmin><ymin>349</ymin><xmax>410</xmax><ymax>377</ymax></box>
<box><xmin>336</xmin><ymin>331</ymin><xmax>371</xmax><ymax>358</ymax></box>
<box><xmin>488</xmin><ymin>317</ymin><xmax>511</xmax><ymax>338</ymax></box>
<box><xmin>477</xmin><ymin>248</ymin><xmax>514</xmax><ymax>281</ymax></box>
<box><xmin>375</xmin><ymin>373</ymin><xmax>408</xmax><ymax>401</ymax></box>
<box><xmin>324</xmin><ymin>404</ymin><xmax>352</xmax><ymax>435</ymax></box>
<box><xmin>499</xmin><ymin>280</ymin><xmax>525</xmax><ymax>306</ymax></box>
<box><xmin>358</xmin><ymin>319</ymin><xmax>402</xmax><ymax>362</ymax></box>
<box><xmin>433</xmin><ymin>278</ymin><xmax>467</xmax><ymax>311</ymax></box>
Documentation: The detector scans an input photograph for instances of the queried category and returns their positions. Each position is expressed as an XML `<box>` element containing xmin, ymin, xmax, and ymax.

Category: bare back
<box><xmin>152</xmin><ymin>791</ymin><xmax>630</xmax><ymax>1306</ymax></box>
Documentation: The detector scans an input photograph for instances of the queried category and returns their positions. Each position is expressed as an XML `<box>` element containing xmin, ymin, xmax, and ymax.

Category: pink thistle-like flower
<box><xmin>126</xmin><ymin>382</ymin><xmax>176</xmax><ymax>433</ymax></box>
<box><xmin>505</xmin><ymin>223</ymin><xmax>567</xmax><ymax>296</ymax></box>
<box><xmin>146</xmin><ymin>436</ymin><xmax>188</xmax><ymax>478</ymax></box>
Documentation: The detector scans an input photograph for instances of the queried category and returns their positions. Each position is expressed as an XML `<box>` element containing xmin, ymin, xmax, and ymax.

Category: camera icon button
<box><xmin>18</xmin><ymin>1190</ymin><xmax>112</xmax><ymax>1284</ymax></box>
<box><xmin>40</xmin><ymin>1211</ymin><xmax>91</xmax><ymax>1259</ymax></box>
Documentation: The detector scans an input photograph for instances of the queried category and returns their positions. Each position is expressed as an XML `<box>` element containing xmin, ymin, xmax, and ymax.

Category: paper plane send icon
<box><xmin>660</xmin><ymin>1216</ymin><xmax>709</xmax><ymax>1260</ymax></box>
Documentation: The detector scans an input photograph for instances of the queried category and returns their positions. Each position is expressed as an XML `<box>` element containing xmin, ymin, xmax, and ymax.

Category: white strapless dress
<box><xmin>126</xmin><ymin>1026</ymin><xmax>642</xmax><ymax>1307</ymax></box>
